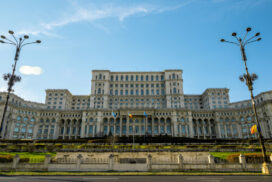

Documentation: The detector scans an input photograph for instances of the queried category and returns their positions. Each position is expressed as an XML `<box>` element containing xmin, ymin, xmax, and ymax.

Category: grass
<box><xmin>0</xmin><ymin>171</ymin><xmax>263</xmax><ymax>176</ymax></box>
<box><xmin>0</xmin><ymin>152</ymin><xmax>56</xmax><ymax>163</ymax></box>
<box><xmin>210</xmin><ymin>152</ymin><xmax>271</xmax><ymax>160</ymax></box>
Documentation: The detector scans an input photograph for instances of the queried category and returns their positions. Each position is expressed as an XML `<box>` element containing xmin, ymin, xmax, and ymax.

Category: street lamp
<box><xmin>0</xmin><ymin>30</ymin><xmax>41</xmax><ymax>139</ymax></box>
<box><xmin>220</xmin><ymin>28</ymin><xmax>269</xmax><ymax>166</ymax></box>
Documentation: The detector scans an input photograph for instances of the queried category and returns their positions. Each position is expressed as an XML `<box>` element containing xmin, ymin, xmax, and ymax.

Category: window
<box><xmin>141</xmin><ymin>75</ymin><xmax>144</xmax><ymax>81</ymax></box>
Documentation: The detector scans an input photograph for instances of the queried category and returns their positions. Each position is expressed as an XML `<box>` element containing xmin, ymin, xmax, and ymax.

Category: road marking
<box><xmin>186</xmin><ymin>178</ymin><xmax>224</xmax><ymax>180</ymax></box>
<box><xmin>83</xmin><ymin>178</ymin><xmax>119</xmax><ymax>180</ymax></box>
<box><xmin>231</xmin><ymin>180</ymin><xmax>258</xmax><ymax>181</ymax></box>
<box><xmin>0</xmin><ymin>177</ymin><xmax>17</xmax><ymax>180</ymax></box>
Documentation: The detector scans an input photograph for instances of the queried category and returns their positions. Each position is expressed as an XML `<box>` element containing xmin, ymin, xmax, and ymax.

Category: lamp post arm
<box><xmin>244</xmin><ymin>35</ymin><xmax>257</xmax><ymax>45</ymax></box>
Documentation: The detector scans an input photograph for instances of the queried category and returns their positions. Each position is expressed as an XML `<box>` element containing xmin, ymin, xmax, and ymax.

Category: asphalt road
<box><xmin>0</xmin><ymin>176</ymin><xmax>272</xmax><ymax>182</ymax></box>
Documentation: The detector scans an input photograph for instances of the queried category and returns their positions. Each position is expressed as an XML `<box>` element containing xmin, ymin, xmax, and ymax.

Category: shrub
<box><xmin>227</xmin><ymin>153</ymin><xmax>269</xmax><ymax>163</ymax></box>
<box><xmin>0</xmin><ymin>154</ymin><xmax>13</xmax><ymax>163</ymax></box>
<box><xmin>20</xmin><ymin>157</ymin><xmax>30</xmax><ymax>163</ymax></box>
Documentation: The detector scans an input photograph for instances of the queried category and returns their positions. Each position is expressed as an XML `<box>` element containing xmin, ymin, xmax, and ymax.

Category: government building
<box><xmin>0</xmin><ymin>69</ymin><xmax>272</xmax><ymax>140</ymax></box>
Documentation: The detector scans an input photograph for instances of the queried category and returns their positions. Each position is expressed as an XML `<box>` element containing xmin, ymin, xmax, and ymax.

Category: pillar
<box><xmin>179</xmin><ymin>154</ymin><xmax>183</xmax><ymax>170</ymax></box>
<box><xmin>44</xmin><ymin>154</ymin><xmax>51</xmax><ymax>168</ymax></box>
<box><xmin>12</xmin><ymin>154</ymin><xmax>20</xmax><ymax>170</ymax></box>
<box><xmin>76</xmin><ymin>154</ymin><xmax>83</xmax><ymax>169</ymax></box>
<box><xmin>147</xmin><ymin>154</ymin><xmax>152</xmax><ymax>171</ymax></box>
<box><xmin>239</xmin><ymin>154</ymin><xmax>246</xmax><ymax>169</ymax></box>
<box><xmin>109</xmin><ymin>154</ymin><xmax>114</xmax><ymax>171</ymax></box>
<box><xmin>208</xmin><ymin>154</ymin><xmax>215</xmax><ymax>169</ymax></box>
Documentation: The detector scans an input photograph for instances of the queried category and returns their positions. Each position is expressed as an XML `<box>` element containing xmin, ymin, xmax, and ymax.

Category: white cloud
<box><xmin>19</xmin><ymin>66</ymin><xmax>43</xmax><ymax>75</ymax></box>
<box><xmin>16</xmin><ymin>1</ymin><xmax>193</xmax><ymax>36</ymax></box>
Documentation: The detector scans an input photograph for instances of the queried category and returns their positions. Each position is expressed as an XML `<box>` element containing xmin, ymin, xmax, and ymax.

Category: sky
<box><xmin>0</xmin><ymin>0</ymin><xmax>272</xmax><ymax>103</ymax></box>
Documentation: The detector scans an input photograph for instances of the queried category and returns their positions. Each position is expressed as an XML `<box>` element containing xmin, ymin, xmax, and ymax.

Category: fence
<box><xmin>0</xmin><ymin>153</ymin><xmax>271</xmax><ymax>174</ymax></box>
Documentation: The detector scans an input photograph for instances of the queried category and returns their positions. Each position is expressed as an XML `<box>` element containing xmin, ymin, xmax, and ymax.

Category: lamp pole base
<box><xmin>262</xmin><ymin>162</ymin><xmax>272</xmax><ymax>175</ymax></box>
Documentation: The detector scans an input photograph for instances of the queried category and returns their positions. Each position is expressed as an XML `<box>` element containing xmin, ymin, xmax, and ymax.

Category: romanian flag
<box><xmin>250</xmin><ymin>124</ymin><xmax>257</xmax><ymax>134</ymax></box>
<box><xmin>128</xmin><ymin>113</ymin><xmax>133</xmax><ymax>118</ymax></box>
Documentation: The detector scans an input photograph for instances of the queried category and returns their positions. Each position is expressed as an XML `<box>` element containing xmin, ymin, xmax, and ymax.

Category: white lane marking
<box><xmin>231</xmin><ymin>180</ymin><xmax>258</xmax><ymax>181</ymax></box>
<box><xmin>0</xmin><ymin>177</ymin><xmax>17</xmax><ymax>180</ymax></box>
<box><xmin>186</xmin><ymin>178</ymin><xmax>224</xmax><ymax>180</ymax></box>
<box><xmin>83</xmin><ymin>178</ymin><xmax>119</xmax><ymax>180</ymax></box>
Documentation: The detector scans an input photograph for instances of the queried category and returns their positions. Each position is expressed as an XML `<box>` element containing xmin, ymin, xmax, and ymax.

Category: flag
<box><xmin>144</xmin><ymin>112</ymin><xmax>148</xmax><ymax>117</ymax></box>
<box><xmin>112</xmin><ymin>112</ymin><xmax>117</xmax><ymax>118</ymax></box>
<box><xmin>250</xmin><ymin>124</ymin><xmax>257</xmax><ymax>134</ymax></box>
<box><xmin>128</xmin><ymin>113</ymin><xmax>133</xmax><ymax>118</ymax></box>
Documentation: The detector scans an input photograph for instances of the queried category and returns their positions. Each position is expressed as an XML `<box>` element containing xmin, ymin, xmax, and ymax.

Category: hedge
<box><xmin>0</xmin><ymin>154</ymin><xmax>13</xmax><ymax>163</ymax></box>
<box><xmin>226</xmin><ymin>153</ymin><xmax>269</xmax><ymax>163</ymax></box>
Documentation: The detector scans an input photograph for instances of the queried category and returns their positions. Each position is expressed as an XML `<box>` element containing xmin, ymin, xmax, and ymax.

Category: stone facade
<box><xmin>0</xmin><ymin>69</ymin><xmax>272</xmax><ymax>140</ymax></box>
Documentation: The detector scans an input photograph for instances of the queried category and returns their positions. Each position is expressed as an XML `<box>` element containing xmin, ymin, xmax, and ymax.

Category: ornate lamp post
<box><xmin>0</xmin><ymin>30</ymin><xmax>41</xmax><ymax>139</ymax></box>
<box><xmin>221</xmin><ymin>27</ymin><xmax>271</xmax><ymax>174</ymax></box>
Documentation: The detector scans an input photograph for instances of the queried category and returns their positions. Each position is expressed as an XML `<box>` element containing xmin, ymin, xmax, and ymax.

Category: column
<box><xmin>113</xmin><ymin>118</ymin><xmax>116</xmax><ymax>137</ymax></box>
<box><xmin>53</xmin><ymin>119</ymin><xmax>59</xmax><ymax>139</ymax></box>
<box><xmin>208</xmin><ymin>120</ymin><xmax>212</xmax><ymax>139</ymax></box>
<box><xmin>126</xmin><ymin>115</ymin><xmax>129</xmax><ymax>136</ymax></box>
<box><xmin>164</xmin><ymin>120</ymin><xmax>167</xmax><ymax>135</ymax></box>
<box><xmin>188</xmin><ymin>112</ymin><xmax>194</xmax><ymax>138</ymax></box>
<box><xmin>152</xmin><ymin>117</ymin><xmax>154</xmax><ymax>136</ymax></box>
<box><xmin>92</xmin><ymin>125</ymin><xmax>95</xmax><ymax>137</ymax></box>
<box><xmin>179</xmin><ymin>125</ymin><xmax>181</xmax><ymax>137</ymax></box>
<box><xmin>120</xmin><ymin>118</ymin><xmax>122</xmax><ymax>137</ymax></box>
<box><xmin>63</xmin><ymin>120</ymin><xmax>66</xmax><ymax>139</ymax></box>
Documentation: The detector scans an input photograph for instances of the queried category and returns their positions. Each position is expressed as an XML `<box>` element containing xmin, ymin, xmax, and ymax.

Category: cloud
<box><xmin>19</xmin><ymin>66</ymin><xmax>43</xmax><ymax>75</ymax></box>
<box><xmin>17</xmin><ymin>1</ymin><xmax>193</xmax><ymax>36</ymax></box>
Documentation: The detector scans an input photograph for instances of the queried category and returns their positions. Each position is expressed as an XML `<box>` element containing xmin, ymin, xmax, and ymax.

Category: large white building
<box><xmin>0</xmin><ymin>69</ymin><xmax>272</xmax><ymax>140</ymax></box>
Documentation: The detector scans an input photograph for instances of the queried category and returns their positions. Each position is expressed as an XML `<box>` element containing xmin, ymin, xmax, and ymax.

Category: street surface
<box><xmin>0</xmin><ymin>176</ymin><xmax>272</xmax><ymax>182</ymax></box>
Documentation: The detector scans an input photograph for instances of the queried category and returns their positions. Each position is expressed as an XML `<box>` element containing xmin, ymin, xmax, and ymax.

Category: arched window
<box><xmin>89</xmin><ymin>118</ymin><xmax>94</xmax><ymax>123</ymax></box>
<box><xmin>30</xmin><ymin>118</ymin><xmax>35</xmax><ymax>122</ymax></box>
<box><xmin>23</xmin><ymin>117</ymin><xmax>28</xmax><ymax>122</ymax></box>
<box><xmin>17</xmin><ymin>116</ymin><xmax>21</xmax><ymax>121</ymax></box>
<box><xmin>103</xmin><ymin>118</ymin><xmax>108</xmax><ymax>124</ymax></box>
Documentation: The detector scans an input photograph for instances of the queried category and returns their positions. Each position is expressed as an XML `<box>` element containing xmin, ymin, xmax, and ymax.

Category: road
<box><xmin>0</xmin><ymin>176</ymin><xmax>272</xmax><ymax>182</ymax></box>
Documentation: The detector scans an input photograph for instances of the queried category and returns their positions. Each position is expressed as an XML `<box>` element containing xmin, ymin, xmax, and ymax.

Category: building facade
<box><xmin>0</xmin><ymin>69</ymin><xmax>272</xmax><ymax>140</ymax></box>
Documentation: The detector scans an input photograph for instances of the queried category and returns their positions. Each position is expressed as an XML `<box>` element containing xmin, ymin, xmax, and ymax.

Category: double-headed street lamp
<box><xmin>0</xmin><ymin>30</ymin><xmax>41</xmax><ymax>139</ymax></box>
<box><xmin>220</xmin><ymin>28</ymin><xmax>268</xmax><ymax>164</ymax></box>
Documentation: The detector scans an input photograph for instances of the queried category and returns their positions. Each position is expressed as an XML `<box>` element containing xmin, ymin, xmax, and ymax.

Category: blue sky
<box><xmin>0</xmin><ymin>0</ymin><xmax>272</xmax><ymax>103</ymax></box>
